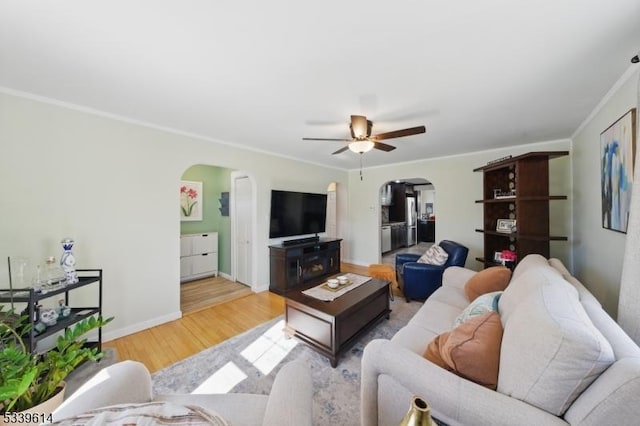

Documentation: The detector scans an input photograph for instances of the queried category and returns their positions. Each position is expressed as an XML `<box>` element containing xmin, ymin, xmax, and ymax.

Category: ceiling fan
<box><xmin>303</xmin><ymin>115</ymin><xmax>426</xmax><ymax>155</ymax></box>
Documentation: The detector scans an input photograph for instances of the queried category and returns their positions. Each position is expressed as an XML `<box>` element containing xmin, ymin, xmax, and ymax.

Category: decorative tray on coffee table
<box><xmin>320</xmin><ymin>279</ymin><xmax>354</xmax><ymax>292</ymax></box>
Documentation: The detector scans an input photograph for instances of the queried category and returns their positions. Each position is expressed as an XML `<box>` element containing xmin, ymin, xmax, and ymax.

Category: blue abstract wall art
<box><xmin>601</xmin><ymin>108</ymin><xmax>636</xmax><ymax>233</ymax></box>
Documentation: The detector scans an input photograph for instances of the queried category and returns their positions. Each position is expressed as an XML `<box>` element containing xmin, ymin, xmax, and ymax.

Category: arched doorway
<box><xmin>380</xmin><ymin>178</ymin><xmax>435</xmax><ymax>264</ymax></box>
<box><xmin>179</xmin><ymin>164</ymin><xmax>254</xmax><ymax>315</ymax></box>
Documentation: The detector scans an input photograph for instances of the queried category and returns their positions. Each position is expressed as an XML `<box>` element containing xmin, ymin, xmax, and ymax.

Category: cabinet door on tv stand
<box><xmin>269</xmin><ymin>249</ymin><xmax>300</xmax><ymax>293</ymax></box>
<box><xmin>285</xmin><ymin>253</ymin><xmax>303</xmax><ymax>290</ymax></box>
<box><xmin>327</xmin><ymin>247</ymin><xmax>340</xmax><ymax>274</ymax></box>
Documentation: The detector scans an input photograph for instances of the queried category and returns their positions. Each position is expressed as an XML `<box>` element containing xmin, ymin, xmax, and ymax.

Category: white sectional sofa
<box><xmin>361</xmin><ymin>254</ymin><xmax>640</xmax><ymax>426</ymax></box>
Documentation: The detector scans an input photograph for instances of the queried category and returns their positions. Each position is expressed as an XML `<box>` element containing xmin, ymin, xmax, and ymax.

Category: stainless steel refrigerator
<box><xmin>406</xmin><ymin>196</ymin><xmax>417</xmax><ymax>246</ymax></box>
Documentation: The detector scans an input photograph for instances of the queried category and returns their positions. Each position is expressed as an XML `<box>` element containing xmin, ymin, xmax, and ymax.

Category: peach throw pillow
<box><xmin>464</xmin><ymin>266</ymin><xmax>512</xmax><ymax>302</ymax></box>
<box><xmin>423</xmin><ymin>312</ymin><xmax>503</xmax><ymax>390</ymax></box>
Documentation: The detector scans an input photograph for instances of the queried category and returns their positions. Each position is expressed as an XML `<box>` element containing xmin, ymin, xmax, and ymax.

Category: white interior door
<box><xmin>326</xmin><ymin>185</ymin><xmax>337</xmax><ymax>238</ymax></box>
<box><xmin>235</xmin><ymin>177</ymin><xmax>252</xmax><ymax>286</ymax></box>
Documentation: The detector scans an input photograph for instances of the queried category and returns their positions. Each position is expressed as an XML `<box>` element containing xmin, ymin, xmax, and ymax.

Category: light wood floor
<box><xmin>103</xmin><ymin>263</ymin><xmax>377</xmax><ymax>373</ymax></box>
<box><xmin>180</xmin><ymin>276</ymin><xmax>253</xmax><ymax>315</ymax></box>
<box><xmin>104</xmin><ymin>291</ymin><xmax>285</xmax><ymax>373</ymax></box>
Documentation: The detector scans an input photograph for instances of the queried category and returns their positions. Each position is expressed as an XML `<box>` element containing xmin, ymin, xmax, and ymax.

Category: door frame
<box><xmin>230</xmin><ymin>171</ymin><xmax>258</xmax><ymax>291</ymax></box>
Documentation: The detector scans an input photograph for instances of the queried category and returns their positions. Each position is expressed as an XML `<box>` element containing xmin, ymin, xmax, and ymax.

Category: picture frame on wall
<box><xmin>180</xmin><ymin>180</ymin><xmax>203</xmax><ymax>221</ymax></box>
<box><xmin>601</xmin><ymin>108</ymin><xmax>636</xmax><ymax>233</ymax></box>
<box><xmin>425</xmin><ymin>203</ymin><xmax>433</xmax><ymax>215</ymax></box>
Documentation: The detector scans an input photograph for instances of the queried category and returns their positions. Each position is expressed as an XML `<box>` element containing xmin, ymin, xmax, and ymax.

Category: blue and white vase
<box><xmin>60</xmin><ymin>238</ymin><xmax>79</xmax><ymax>284</ymax></box>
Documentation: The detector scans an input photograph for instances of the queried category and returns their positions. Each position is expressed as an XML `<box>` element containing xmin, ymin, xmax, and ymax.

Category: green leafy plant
<box><xmin>0</xmin><ymin>306</ymin><xmax>112</xmax><ymax>412</ymax></box>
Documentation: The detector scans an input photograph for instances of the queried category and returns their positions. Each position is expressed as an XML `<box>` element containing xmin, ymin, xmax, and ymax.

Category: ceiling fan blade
<box><xmin>371</xmin><ymin>125</ymin><xmax>426</xmax><ymax>141</ymax></box>
<box><xmin>303</xmin><ymin>137</ymin><xmax>352</xmax><ymax>141</ymax></box>
<box><xmin>373</xmin><ymin>142</ymin><xmax>396</xmax><ymax>152</ymax></box>
<box><xmin>332</xmin><ymin>146</ymin><xmax>350</xmax><ymax>155</ymax></box>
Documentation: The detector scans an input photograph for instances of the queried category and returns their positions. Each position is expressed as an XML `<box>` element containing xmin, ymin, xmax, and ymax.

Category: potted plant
<box><xmin>0</xmin><ymin>306</ymin><xmax>112</xmax><ymax>417</ymax></box>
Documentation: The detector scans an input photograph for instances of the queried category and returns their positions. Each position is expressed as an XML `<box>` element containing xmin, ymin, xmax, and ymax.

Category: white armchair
<box><xmin>53</xmin><ymin>360</ymin><xmax>312</xmax><ymax>426</ymax></box>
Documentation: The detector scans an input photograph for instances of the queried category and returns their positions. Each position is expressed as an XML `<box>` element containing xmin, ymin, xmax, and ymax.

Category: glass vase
<box><xmin>9</xmin><ymin>256</ymin><xmax>30</xmax><ymax>288</ymax></box>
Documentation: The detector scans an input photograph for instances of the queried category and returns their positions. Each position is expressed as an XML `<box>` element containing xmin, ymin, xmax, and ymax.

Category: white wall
<box><xmin>0</xmin><ymin>92</ymin><xmax>347</xmax><ymax>340</ymax></box>
<box><xmin>571</xmin><ymin>68</ymin><xmax>639</xmax><ymax>317</ymax></box>
<box><xmin>344</xmin><ymin>140</ymin><xmax>573</xmax><ymax>270</ymax></box>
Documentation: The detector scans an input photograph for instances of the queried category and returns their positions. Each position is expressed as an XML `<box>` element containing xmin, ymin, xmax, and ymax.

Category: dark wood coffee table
<box><xmin>284</xmin><ymin>276</ymin><xmax>390</xmax><ymax>367</ymax></box>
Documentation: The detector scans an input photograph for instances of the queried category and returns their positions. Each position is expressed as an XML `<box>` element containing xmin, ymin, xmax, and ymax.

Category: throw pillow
<box><xmin>454</xmin><ymin>291</ymin><xmax>502</xmax><ymax>327</ymax></box>
<box><xmin>423</xmin><ymin>312</ymin><xmax>503</xmax><ymax>390</ymax></box>
<box><xmin>464</xmin><ymin>266</ymin><xmax>511</xmax><ymax>302</ymax></box>
<box><xmin>418</xmin><ymin>244</ymin><xmax>449</xmax><ymax>266</ymax></box>
<box><xmin>422</xmin><ymin>333</ymin><xmax>451</xmax><ymax>371</ymax></box>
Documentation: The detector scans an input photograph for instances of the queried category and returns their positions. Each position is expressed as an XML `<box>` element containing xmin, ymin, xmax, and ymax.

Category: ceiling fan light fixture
<box><xmin>349</xmin><ymin>140</ymin><xmax>375</xmax><ymax>153</ymax></box>
<box><xmin>305</xmin><ymin>114</ymin><xmax>425</xmax><ymax>156</ymax></box>
<box><xmin>350</xmin><ymin>115</ymin><xmax>370</xmax><ymax>139</ymax></box>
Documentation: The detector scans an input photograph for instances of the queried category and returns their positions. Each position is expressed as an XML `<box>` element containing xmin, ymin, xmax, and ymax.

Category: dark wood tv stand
<box><xmin>269</xmin><ymin>238</ymin><xmax>342</xmax><ymax>294</ymax></box>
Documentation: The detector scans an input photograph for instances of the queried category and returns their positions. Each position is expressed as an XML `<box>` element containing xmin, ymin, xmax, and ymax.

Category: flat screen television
<box><xmin>269</xmin><ymin>190</ymin><xmax>327</xmax><ymax>239</ymax></box>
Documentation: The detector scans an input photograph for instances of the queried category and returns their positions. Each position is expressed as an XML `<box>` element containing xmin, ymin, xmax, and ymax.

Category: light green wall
<box><xmin>2</xmin><ymin>67</ymin><xmax>634</xmax><ymax>336</ymax></box>
<box><xmin>571</xmin><ymin>69</ymin><xmax>638</xmax><ymax>317</ymax></box>
<box><xmin>0</xmin><ymin>91</ymin><xmax>348</xmax><ymax>341</ymax></box>
<box><xmin>180</xmin><ymin>165</ymin><xmax>233</xmax><ymax>275</ymax></box>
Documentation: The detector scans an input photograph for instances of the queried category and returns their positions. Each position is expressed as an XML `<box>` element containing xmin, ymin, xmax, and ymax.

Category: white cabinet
<box><xmin>180</xmin><ymin>232</ymin><xmax>218</xmax><ymax>282</ymax></box>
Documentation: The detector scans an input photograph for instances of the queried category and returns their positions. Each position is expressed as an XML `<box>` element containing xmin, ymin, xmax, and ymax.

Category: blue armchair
<box><xmin>396</xmin><ymin>240</ymin><xmax>469</xmax><ymax>302</ymax></box>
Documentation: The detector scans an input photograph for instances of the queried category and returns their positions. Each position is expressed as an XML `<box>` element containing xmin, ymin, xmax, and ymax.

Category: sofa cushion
<box><xmin>418</xmin><ymin>244</ymin><xmax>449</xmax><ymax>265</ymax></box>
<box><xmin>429</xmin><ymin>285</ymin><xmax>470</xmax><ymax>310</ymax></box>
<box><xmin>497</xmin><ymin>275</ymin><xmax>615</xmax><ymax>416</ymax></box>
<box><xmin>548</xmin><ymin>258</ymin><xmax>601</xmax><ymax>306</ymax></box>
<box><xmin>498</xmin><ymin>265</ymin><xmax>569</xmax><ymax>325</ymax></box>
<box><xmin>510</xmin><ymin>253</ymin><xmax>550</xmax><ymax>280</ymax></box>
<box><xmin>409</xmin><ymin>299</ymin><xmax>464</xmax><ymax>335</ymax></box>
<box><xmin>464</xmin><ymin>266</ymin><xmax>511</xmax><ymax>302</ymax></box>
<box><xmin>392</xmin><ymin>324</ymin><xmax>439</xmax><ymax>355</ymax></box>
<box><xmin>454</xmin><ymin>291</ymin><xmax>502</xmax><ymax>327</ymax></box>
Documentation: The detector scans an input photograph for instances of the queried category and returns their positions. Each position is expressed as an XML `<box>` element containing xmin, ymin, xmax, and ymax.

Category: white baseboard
<box><xmin>103</xmin><ymin>310</ymin><xmax>182</xmax><ymax>342</ymax></box>
<box><xmin>342</xmin><ymin>258</ymin><xmax>369</xmax><ymax>267</ymax></box>
<box><xmin>252</xmin><ymin>283</ymin><xmax>269</xmax><ymax>293</ymax></box>
<box><xmin>218</xmin><ymin>271</ymin><xmax>260</xmax><ymax>292</ymax></box>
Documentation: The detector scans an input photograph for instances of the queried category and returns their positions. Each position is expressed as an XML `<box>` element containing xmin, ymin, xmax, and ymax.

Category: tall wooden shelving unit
<box><xmin>474</xmin><ymin>151</ymin><xmax>569</xmax><ymax>268</ymax></box>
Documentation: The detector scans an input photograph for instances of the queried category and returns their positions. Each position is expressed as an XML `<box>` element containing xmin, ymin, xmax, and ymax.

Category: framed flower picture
<box><xmin>180</xmin><ymin>180</ymin><xmax>203</xmax><ymax>221</ymax></box>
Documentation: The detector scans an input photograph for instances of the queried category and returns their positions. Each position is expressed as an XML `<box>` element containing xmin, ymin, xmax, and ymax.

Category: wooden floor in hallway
<box><xmin>180</xmin><ymin>275</ymin><xmax>253</xmax><ymax>315</ymax></box>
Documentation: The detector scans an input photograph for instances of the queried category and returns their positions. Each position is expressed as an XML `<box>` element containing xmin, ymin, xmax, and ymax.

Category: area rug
<box><xmin>152</xmin><ymin>297</ymin><xmax>422</xmax><ymax>425</ymax></box>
